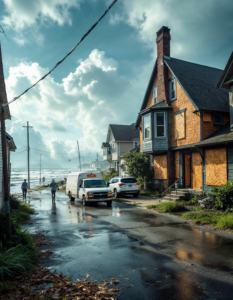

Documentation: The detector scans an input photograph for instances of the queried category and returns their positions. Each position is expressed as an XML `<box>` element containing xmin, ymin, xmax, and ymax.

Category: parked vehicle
<box><xmin>107</xmin><ymin>177</ymin><xmax>140</xmax><ymax>198</ymax></box>
<box><xmin>66</xmin><ymin>172</ymin><xmax>113</xmax><ymax>206</ymax></box>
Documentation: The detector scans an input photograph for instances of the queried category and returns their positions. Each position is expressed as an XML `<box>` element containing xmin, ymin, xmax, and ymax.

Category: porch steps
<box><xmin>160</xmin><ymin>189</ymin><xmax>190</xmax><ymax>202</ymax></box>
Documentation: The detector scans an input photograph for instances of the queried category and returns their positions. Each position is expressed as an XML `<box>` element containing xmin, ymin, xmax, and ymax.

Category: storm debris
<box><xmin>1</xmin><ymin>268</ymin><xmax>119</xmax><ymax>300</ymax></box>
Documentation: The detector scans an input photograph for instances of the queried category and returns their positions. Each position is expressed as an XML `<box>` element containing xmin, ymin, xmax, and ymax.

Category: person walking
<box><xmin>21</xmin><ymin>179</ymin><xmax>28</xmax><ymax>199</ymax></box>
<box><xmin>50</xmin><ymin>179</ymin><xmax>58</xmax><ymax>199</ymax></box>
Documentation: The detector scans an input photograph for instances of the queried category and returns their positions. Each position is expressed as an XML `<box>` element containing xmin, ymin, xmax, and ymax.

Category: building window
<box><xmin>144</xmin><ymin>114</ymin><xmax>151</xmax><ymax>139</ymax></box>
<box><xmin>107</xmin><ymin>148</ymin><xmax>111</xmax><ymax>155</ymax></box>
<box><xmin>155</xmin><ymin>112</ymin><xmax>165</xmax><ymax>137</ymax></box>
<box><xmin>153</xmin><ymin>86</ymin><xmax>158</xmax><ymax>104</ymax></box>
<box><xmin>214</xmin><ymin>114</ymin><xmax>222</xmax><ymax>126</ymax></box>
<box><xmin>169</xmin><ymin>79</ymin><xmax>176</xmax><ymax>101</ymax></box>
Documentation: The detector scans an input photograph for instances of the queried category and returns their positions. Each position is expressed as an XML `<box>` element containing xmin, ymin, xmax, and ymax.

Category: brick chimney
<box><xmin>156</xmin><ymin>26</ymin><xmax>171</xmax><ymax>104</ymax></box>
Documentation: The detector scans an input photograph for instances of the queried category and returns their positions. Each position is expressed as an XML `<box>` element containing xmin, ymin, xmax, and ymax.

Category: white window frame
<box><xmin>143</xmin><ymin>114</ymin><xmax>151</xmax><ymax>140</ymax></box>
<box><xmin>153</xmin><ymin>86</ymin><xmax>158</xmax><ymax>104</ymax></box>
<box><xmin>154</xmin><ymin>112</ymin><xmax>166</xmax><ymax>138</ymax></box>
<box><xmin>169</xmin><ymin>79</ymin><xmax>176</xmax><ymax>101</ymax></box>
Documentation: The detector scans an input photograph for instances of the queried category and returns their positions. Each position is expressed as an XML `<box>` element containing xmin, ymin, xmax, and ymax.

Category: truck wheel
<box><xmin>133</xmin><ymin>193</ymin><xmax>139</xmax><ymax>198</ymax></box>
<box><xmin>114</xmin><ymin>189</ymin><xmax>118</xmax><ymax>198</ymax></box>
<box><xmin>107</xmin><ymin>200</ymin><xmax>112</xmax><ymax>206</ymax></box>
<box><xmin>82</xmin><ymin>196</ymin><xmax>86</xmax><ymax>206</ymax></box>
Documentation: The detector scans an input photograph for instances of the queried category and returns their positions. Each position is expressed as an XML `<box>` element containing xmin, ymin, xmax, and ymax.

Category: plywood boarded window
<box><xmin>175</xmin><ymin>151</ymin><xmax>180</xmax><ymax>178</ymax></box>
<box><xmin>205</xmin><ymin>148</ymin><xmax>227</xmax><ymax>186</ymax></box>
<box><xmin>203</xmin><ymin>113</ymin><xmax>211</xmax><ymax>122</ymax></box>
<box><xmin>192</xmin><ymin>153</ymin><xmax>202</xmax><ymax>189</ymax></box>
<box><xmin>175</xmin><ymin>112</ymin><xmax>185</xmax><ymax>140</ymax></box>
<box><xmin>154</xmin><ymin>155</ymin><xmax>167</xmax><ymax>179</ymax></box>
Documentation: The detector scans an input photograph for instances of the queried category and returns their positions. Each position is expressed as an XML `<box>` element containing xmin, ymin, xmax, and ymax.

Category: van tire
<box><xmin>69</xmin><ymin>193</ymin><xmax>75</xmax><ymax>201</ymax></box>
<box><xmin>114</xmin><ymin>189</ymin><xmax>118</xmax><ymax>198</ymax></box>
<box><xmin>82</xmin><ymin>196</ymin><xmax>87</xmax><ymax>206</ymax></box>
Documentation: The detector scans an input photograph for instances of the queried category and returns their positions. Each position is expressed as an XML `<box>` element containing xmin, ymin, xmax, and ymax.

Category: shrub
<box><xmin>216</xmin><ymin>214</ymin><xmax>233</xmax><ymax>230</ymax></box>
<box><xmin>147</xmin><ymin>202</ymin><xmax>185</xmax><ymax>213</ymax></box>
<box><xmin>0</xmin><ymin>244</ymin><xmax>38</xmax><ymax>285</ymax></box>
<box><xmin>9</xmin><ymin>195</ymin><xmax>20</xmax><ymax>210</ymax></box>
<box><xmin>208</xmin><ymin>180</ymin><xmax>233</xmax><ymax>210</ymax></box>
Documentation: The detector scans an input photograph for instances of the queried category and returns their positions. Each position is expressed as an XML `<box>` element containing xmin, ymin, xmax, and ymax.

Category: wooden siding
<box><xmin>171</xmin><ymin>79</ymin><xmax>200</xmax><ymax>147</ymax></box>
<box><xmin>205</xmin><ymin>148</ymin><xmax>227</xmax><ymax>186</ymax></box>
<box><xmin>146</xmin><ymin>75</ymin><xmax>158</xmax><ymax>108</ymax></box>
<box><xmin>175</xmin><ymin>112</ymin><xmax>185</xmax><ymax>140</ymax></box>
<box><xmin>120</xmin><ymin>142</ymin><xmax>133</xmax><ymax>157</ymax></box>
<box><xmin>139</xmin><ymin>121</ymin><xmax>142</xmax><ymax>152</ymax></box>
<box><xmin>192</xmin><ymin>153</ymin><xmax>202</xmax><ymax>189</ymax></box>
<box><xmin>154</xmin><ymin>155</ymin><xmax>167</xmax><ymax>179</ymax></box>
<box><xmin>202</xmin><ymin>113</ymin><xmax>230</xmax><ymax>140</ymax></box>
<box><xmin>175</xmin><ymin>151</ymin><xmax>179</xmax><ymax>178</ymax></box>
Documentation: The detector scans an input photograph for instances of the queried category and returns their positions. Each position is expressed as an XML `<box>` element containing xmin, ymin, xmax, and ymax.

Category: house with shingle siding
<box><xmin>101</xmin><ymin>123</ymin><xmax>139</xmax><ymax>175</ymax></box>
<box><xmin>135</xmin><ymin>26</ymin><xmax>231</xmax><ymax>192</ymax></box>
<box><xmin>0</xmin><ymin>45</ymin><xmax>11</xmax><ymax>211</ymax></box>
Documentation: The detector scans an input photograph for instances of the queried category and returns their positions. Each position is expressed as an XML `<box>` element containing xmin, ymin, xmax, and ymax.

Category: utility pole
<box><xmin>1</xmin><ymin>106</ymin><xmax>11</xmax><ymax>237</ymax></box>
<box><xmin>77</xmin><ymin>140</ymin><xmax>82</xmax><ymax>172</ymax></box>
<box><xmin>23</xmin><ymin>122</ymin><xmax>33</xmax><ymax>189</ymax></box>
<box><xmin>97</xmin><ymin>153</ymin><xmax>99</xmax><ymax>161</ymax></box>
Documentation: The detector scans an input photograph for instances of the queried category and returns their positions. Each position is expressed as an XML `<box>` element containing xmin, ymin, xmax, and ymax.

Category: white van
<box><xmin>66</xmin><ymin>172</ymin><xmax>113</xmax><ymax>206</ymax></box>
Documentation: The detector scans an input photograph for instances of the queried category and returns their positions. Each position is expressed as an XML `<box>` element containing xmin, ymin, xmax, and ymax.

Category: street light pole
<box><xmin>23</xmin><ymin>122</ymin><xmax>33</xmax><ymax>189</ymax></box>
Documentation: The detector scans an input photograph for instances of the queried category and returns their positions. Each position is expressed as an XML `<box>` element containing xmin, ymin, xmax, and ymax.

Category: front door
<box><xmin>192</xmin><ymin>152</ymin><xmax>202</xmax><ymax>189</ymax></box>
<box><xmin>184</xmin><ymin>154</ymin><xmax>191</xmax><ymax>188</ymax></box>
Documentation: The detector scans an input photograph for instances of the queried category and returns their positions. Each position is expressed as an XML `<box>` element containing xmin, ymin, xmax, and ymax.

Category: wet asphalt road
<box><xmin>24</xmin><ymin>190</ymin><xmax>233</xmax><ymax>300</ymax></box>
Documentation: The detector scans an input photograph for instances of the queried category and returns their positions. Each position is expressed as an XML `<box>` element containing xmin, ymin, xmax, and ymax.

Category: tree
<box><xmin>122</xmin><ymin>151</ymin><xmax>153</xmax><ymax>189</ymax></box>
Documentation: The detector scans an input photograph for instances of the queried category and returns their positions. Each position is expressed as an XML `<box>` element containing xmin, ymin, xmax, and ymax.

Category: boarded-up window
<box><xmin>175</xmin><ymin>151</ymin><xmax>180</xmax><ymax>178</ymax></box>
<box><xmin>175</xmin><ymin>112</ymin><xmax>185</xmax><ymax>140</ymax></box>
<box><xmin>203</xmin><ymin>113</ymin><xmax>212</xmax><ymax>122</ymax></box>
<box><xmin>192</xmin><ymin>153</ymin><xmax>202</xmax><ymax>189</ymax></box>
<box><xmin>205</xmin><ymin>148</ymin><xmax>227</xmax><ymax>186</ymax></box>
<box><xmin>154</xmin><ymin>155</ymin><xmax>167</xmax><ymax>179</ymax></box>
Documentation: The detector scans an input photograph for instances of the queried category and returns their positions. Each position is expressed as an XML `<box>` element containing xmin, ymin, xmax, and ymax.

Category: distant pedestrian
<box><xmin>50</xmin><ymin>179</ymin><xmax>58</xmax><ymax>199</ymax></box>
<box><xmin>21</xmin><ymin>179</ymin><xmax>28</xmax><ymax>199</ymax></box>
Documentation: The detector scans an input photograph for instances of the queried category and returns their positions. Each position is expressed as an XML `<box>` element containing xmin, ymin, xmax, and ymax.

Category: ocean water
<box><xmin>10</xmin><ymin>168</ymin><xmax>93</xmax><ymax>194</ymax></box>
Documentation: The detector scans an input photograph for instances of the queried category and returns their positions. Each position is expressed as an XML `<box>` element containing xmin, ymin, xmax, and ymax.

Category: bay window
<box><xmin>144</xmin><ymin>114</ymin><xmax>151</xmax><ymax>139</ymax></box>
<box><xmin>155</xmin><ymin>112</ymin><xmax>165</xmax><ymax>137</ymax></box>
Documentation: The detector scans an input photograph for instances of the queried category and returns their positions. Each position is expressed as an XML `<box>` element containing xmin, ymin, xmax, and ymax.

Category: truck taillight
<box><xmin>118</xmin><ymin>183</ymin><xmax>125</xmax><ymax>186</ymax></box>
<box><xmin>136</xmin><ymin>182</ymin><xmax>139</xmax><ymax>185</ymax></box>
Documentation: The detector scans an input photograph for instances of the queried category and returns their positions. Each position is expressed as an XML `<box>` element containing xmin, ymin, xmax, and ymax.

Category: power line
<box><xmin>3</xmin><ymin>0</ymin><xmax>118</xmax><ymax>109</ymax></box>
<box><xmin>0</xmin><ymin>25</ymin><xmax>9</xmax><ymax>41</ymax></box>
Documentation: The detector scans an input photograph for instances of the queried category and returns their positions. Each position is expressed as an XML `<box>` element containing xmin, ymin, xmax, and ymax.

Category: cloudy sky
<box><xmin>1</xmin><ymin>0</ymin><xmax>233</xmax><ymax>169</ymax></box>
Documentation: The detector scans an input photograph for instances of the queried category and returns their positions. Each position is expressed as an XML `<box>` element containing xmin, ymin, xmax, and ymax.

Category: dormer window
<box><xmin>153</xmin><ymin>86</ymin><xmax>158</xmax><ymax>104</ymax></box>
<box><xmin>214</xmin><ymin>114</ymin><xmax>222</xmax><ymax>126</ymax></box>
<box><xmin>169</xmin><ymin>79</ymin><xmax>176</xmax><ymax>101</ymax></box>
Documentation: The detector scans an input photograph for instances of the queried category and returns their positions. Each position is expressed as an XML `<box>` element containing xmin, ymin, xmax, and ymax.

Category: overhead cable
<box><xmin>3</xmin><ymin>0</ymin><xmax>118</xmax><ymax>108</ymax></box>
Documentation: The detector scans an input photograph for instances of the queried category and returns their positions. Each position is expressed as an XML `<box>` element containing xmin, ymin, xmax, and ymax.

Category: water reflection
<box><xmin>52</xmin><ymin>200</ymin><xmax>57</xmax><ymax>215</ymax></box>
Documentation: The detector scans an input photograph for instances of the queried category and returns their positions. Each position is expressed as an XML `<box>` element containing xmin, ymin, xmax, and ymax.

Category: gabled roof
<box><xmin>109</xmin><ymin>123</ymin><xmax>139</xmax><ymax>142</ymax></box>
<box><xmin>101</xmin><ymin>142</ymin><xmax>110</xmax><ymax>148</ymax></box>
<box><xmin>120</xmin><ymin>145</ymin><xmax>140</xmax><ymax>158</ymax></box>
<box><xmin>139</xmin><ymin>100</ymin><xmax>172</xmax><ymax>115</ymax></box>
<box><xmin>164</xmin><ymin>57</ymin><xmax>229</xmax><ymax>112</ymax></box>
<box><xmin>6</xmin><ymin>132</ymin><xmax>16</xmax><ymax>151</ymax></box>
<box><xmin>135</xmin><ymin>56</ymin><xmax>229</xmax><ymax>128</ymax></box>
<box><xmin>216</xmin><ymin>51</ymin><xmax>233</xmax><ymax>89</ymax></box>
<box><xmin>0</xmin><ymin>44</ymin><xmax>10</xmax><ymax>120</ymax></box>
<box><xmin>194</xmin><ymin>122</ymin><xmax>233</xmax><ymax>147</ymax></box>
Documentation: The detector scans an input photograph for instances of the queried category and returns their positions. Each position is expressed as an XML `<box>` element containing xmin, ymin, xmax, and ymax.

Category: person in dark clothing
<box><xmin>50</xmin><ymin>179</ymin><xmax>58</xmax><ymax>199</ymax></box>
<box><xmin>21</xmin><ymin>179</ymin><xmax>28</xmax><ymax>199</ymax></box>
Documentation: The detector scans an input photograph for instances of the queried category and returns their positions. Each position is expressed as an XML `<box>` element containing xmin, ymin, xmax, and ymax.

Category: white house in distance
<box><xmin>101</xmin><ymin>123</ymin><xmax>139</xmax><ymax>174</ymax></box>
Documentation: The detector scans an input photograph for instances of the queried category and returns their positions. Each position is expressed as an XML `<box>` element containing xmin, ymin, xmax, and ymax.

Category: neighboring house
<box><xmin>135</xmin><ymin>26</ymin><xmax>230</xmax><ymax>191</ymax></box>
<box><xmin>6</xmin><ymin>132</ymin><xmax>17</xmax><ymax>189</ymax></box>
<box><xmin>90</xmin><ymin>160</ymin><xmax>109</xmax><ymax>170</ymax></box>
<box><xmin>101</xmin><ymin>123</ymin><xmax>139</xmax><ymax>173</ymax></box>
<box><xmin>119</xmin><ymin>145</ymin><xmax>140</xmax><ymax>177</ymax></box>
<box><xmin>0</xmin><ymin>45</ymin><xmax>11</xmax><ymax>211</ymax></box>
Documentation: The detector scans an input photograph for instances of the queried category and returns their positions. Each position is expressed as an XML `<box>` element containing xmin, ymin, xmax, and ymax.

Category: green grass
<box><xmin>34</xmin><ymin>184</ymin><xmax>48</xmax><ymax>191</ymax></box>
<box><xmin>11</xmin><ymin>202</ymin><xmax>34</xmax><ymax>224</ymax></box>
<box><xmin>113</xmin><ymin>198</ymin><xmax>125</xmax><ymax>203</ymax></box>
<box><xmin>59</xmin><ymin>185</ymin><xmax>66</xmax><ymax>191</ymax></box>
<box><xmin>147</xmin><ymin>202</ymin><xmax>185</xmax><ymax>213</ymax></box>
<box><xmin>181</xmin><ymin>209</ymin><xmax>233</xmax><ymax>230</ymax></box>
<box><xmin>139</xmin><ymin>191</ymin><xmax>155</xmax><ymax>197</ymax></box>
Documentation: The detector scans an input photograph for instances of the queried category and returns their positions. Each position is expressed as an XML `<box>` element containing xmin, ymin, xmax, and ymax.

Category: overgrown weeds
<box><xmin>147</xmin><ymin>202</ymin><xmax>185</xmax><ymax>213</ymax></box>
